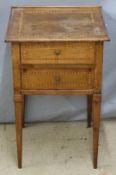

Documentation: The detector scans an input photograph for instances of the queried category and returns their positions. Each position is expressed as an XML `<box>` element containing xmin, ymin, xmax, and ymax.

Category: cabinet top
<box><xmin>5</xmin><ymin>6</ymin><xmax>110</xmax><ymax>42</ymax></box>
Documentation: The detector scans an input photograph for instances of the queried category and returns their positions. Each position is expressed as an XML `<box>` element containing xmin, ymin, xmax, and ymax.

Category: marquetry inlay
<box><xmin>22</xmin><ymin>68</ymin><xmax>94</xmax><ymax>90</ymax></box>
<box><xmin>6</xmin><ymin>6</ymin><xmax>109</xmax><ymax>42</ymax></box>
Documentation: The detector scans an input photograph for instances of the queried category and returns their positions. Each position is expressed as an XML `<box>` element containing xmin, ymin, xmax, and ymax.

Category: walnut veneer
<box><xmin>5</xmin><ymin>6</ymin><xmax>109</xmax><ymax>168</ymax></box>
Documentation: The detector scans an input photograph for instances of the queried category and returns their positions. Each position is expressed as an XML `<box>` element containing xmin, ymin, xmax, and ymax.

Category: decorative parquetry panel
<box><xmin>21</xmin><ymin>42</ymin><xmax>95</xmax><ymax>65</ymax></box>
<box><xmin>5</xmin><ymin>6</ymin><xmax>109</xmax><ymax>42</ymax></box>
<box><xmin>22</xmin><ymin>68</ymin><xmax>94</xmax><ymax>90</ymax></box>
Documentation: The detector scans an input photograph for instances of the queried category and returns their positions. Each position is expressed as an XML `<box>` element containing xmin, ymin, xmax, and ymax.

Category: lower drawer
<box><xmin>21</xmin><ymin>67</ymin><xmax>94</xmax><ymax>90</ymax></box>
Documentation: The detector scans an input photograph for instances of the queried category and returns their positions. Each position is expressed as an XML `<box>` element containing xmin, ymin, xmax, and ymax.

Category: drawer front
<box><xmin>22</xmin><ymin>67</ymin><xmax>94</xmax><ymax>90</ymax></box>
<box><xmin>21</xmin><ymin>42</ymin><xmax>95</xmax><ymax>65</ymax></box>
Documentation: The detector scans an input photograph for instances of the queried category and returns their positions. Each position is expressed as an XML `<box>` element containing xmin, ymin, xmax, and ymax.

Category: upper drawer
<box><xmin>21</xmin><ymin>42</ymin><xmax>95</xmax><ymax>65</ymax></box>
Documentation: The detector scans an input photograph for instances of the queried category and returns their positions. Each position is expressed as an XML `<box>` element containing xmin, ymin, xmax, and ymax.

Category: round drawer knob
<box><xmin>54</xmin><ymin>49</ymin><xmax>61</xmax><ymax>56</ymax></box>
<box><xmin>54</xmin><ymin>75</ymin><xmax>61</xmax><ymax>82</ymax></box>
<box><xmin>23</xmin><ymin>68</ymin><xmax>27</xmax><ymax>72</ymax></box>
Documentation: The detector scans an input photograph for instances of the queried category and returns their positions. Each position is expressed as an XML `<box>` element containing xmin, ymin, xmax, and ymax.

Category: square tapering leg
<box><xmin>22</xmin><ymin>96</ymin><xmax>25</xmax><ymax>128</ymax></box>
<box><xmin>87</xmin><ymin>95</ymin><xmax>93</xmax><ymax>128</ymax></box>
<box><xmin>92</xmin><ymin>94</ymin><xmax>101</xmax><ymax>168</ymax></box>
<box><xmin>14</xmin><ymin>94</ymin><xmax>24</xmax><ymax>168</ymax></box>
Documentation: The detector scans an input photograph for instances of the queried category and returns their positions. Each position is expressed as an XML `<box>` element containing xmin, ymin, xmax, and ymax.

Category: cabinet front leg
<box><xmin>87</xmin><ymin>95</ymin><xmax>93</xmax><ymax>128</ymax></box>
<box><xmin>22</xmin><ymin>96</ymin><xmax>25</xmax><ymax>128</ymax></box>
<box><xmin>14</xmin><ymin>94</ymin><xmax>24</xmax><ymax>168</ymax></box>
<box><xmin>92</xmin><ymin>94</ymin><xmax>101</xmax><ymax>169</ymax></box>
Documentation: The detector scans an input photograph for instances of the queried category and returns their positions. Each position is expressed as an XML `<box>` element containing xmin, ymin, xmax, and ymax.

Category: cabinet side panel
<box><xmin>11</xmin><ymin>43</ymin><xmax>21</xmax><ymax>93</ymax></box>
<box><xmin>94</xmin><ymin>42</ymin><xmax>104</xmax><ymax>93</ymax></box>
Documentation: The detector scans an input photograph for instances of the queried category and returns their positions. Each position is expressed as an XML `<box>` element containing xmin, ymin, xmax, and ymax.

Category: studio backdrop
<box><xmin>0</xmin><ymin>0</ymin><xmax>116</xmax><ymax>123</ymax></box>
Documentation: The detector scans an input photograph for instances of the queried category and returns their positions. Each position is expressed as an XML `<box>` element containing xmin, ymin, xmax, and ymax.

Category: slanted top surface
<box><xmin>5</xmin><ymin>6</ymin><xmax>109</xmax><ymax>42</ymax></box>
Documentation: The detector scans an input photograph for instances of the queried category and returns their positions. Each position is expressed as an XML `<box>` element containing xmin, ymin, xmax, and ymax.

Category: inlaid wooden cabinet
<box><xmin>5</xmin><ymin>6</ymin><xmax>109</xmax><ymax>168</ymax></box>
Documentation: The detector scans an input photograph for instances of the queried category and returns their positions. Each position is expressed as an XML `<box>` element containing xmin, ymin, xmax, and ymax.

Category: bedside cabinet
<box><xmin>5</xmin><ymin>6</ymin><xmax>109</xmax><ymax>168</ymax></box>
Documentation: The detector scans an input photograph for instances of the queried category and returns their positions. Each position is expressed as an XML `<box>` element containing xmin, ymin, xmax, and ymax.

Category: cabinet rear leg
<box><xmin>14</xmin><ymin>94</ymin><xmax>24</xmax><ymax>168</ymax></box>
<box><xmin>87</xmin><ymin>95</ymin><xmax>93</xmax><ymax>128</ymax></box>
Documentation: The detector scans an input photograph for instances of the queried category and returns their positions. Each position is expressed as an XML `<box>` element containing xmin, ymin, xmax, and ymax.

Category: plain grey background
<box><xmin>0</xmin><ymin>0</ymin><xmax>116</xmax><ymax>123</ymax></box>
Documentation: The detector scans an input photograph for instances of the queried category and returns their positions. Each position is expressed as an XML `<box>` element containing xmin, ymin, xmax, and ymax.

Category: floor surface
<box><xmin>0</xmin><ymin>120</ymin><xmax>116</xmax><ymax>175</ymax></box>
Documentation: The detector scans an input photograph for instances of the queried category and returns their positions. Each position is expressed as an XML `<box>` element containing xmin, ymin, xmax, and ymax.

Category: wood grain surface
<box><xmin>5</xmin><ymin>6</ymin><xmax>109</xmax><ymax>42</ymax></box>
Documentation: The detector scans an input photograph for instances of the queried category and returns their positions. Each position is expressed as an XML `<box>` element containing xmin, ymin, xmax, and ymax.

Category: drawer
<box><xmin>21</xmin><ymin>67</ymin><xmax>94</xmax><ymax>90</ymax></box>
<box><xmin>21</xmin><ymin>42</ymin><xmax>95</xmax><ymax>65</ymax></box>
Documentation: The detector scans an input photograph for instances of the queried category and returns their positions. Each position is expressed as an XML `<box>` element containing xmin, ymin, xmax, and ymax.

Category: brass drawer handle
<box><xmin>54</xmin><ymin>75</ymin><xmax>61</xmax><ymax>82</ymax></box>
<box><xmin>54</xmin><ymin>49</ymin><xmax>61</xmax><ymax>56</ymax></box>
